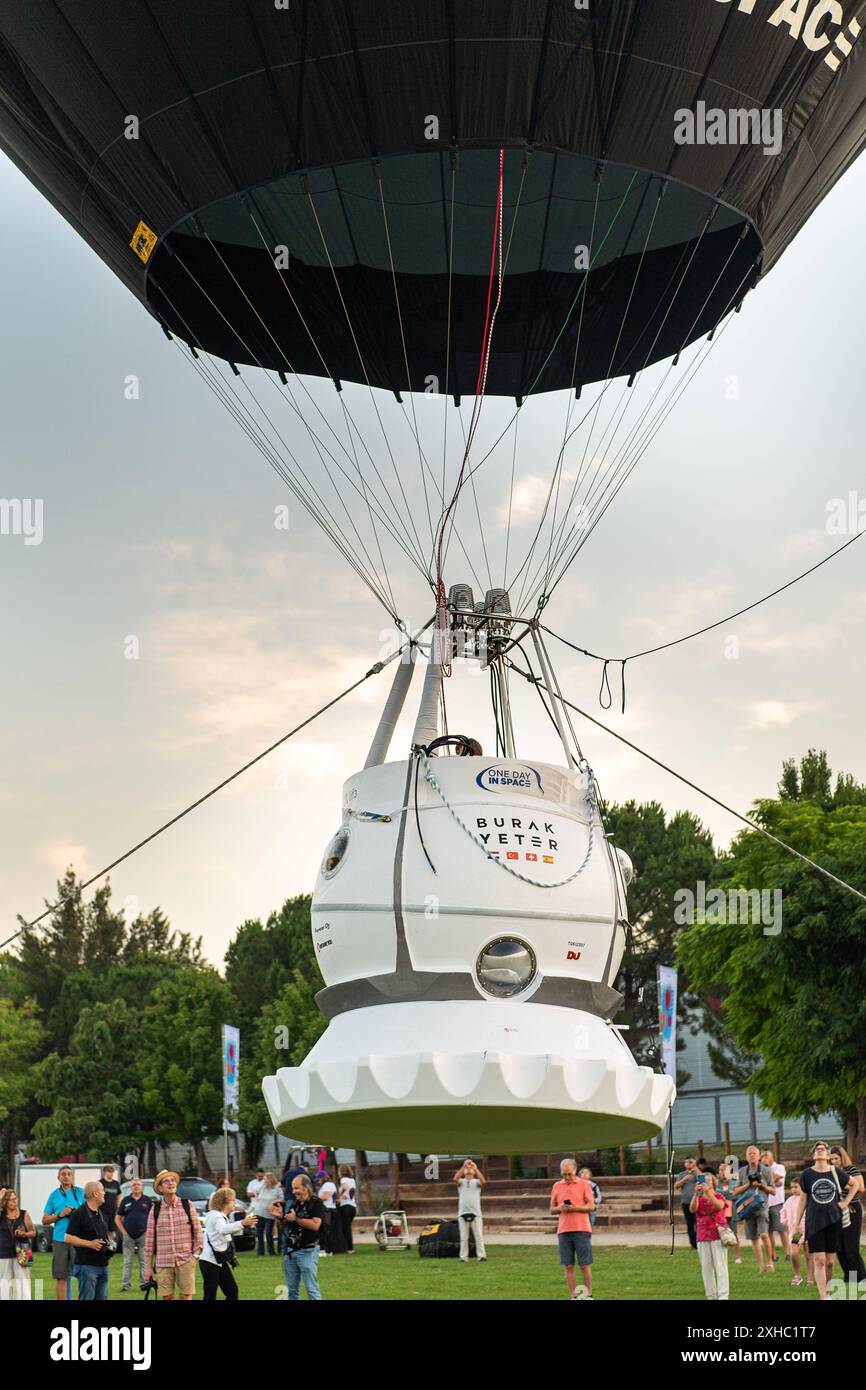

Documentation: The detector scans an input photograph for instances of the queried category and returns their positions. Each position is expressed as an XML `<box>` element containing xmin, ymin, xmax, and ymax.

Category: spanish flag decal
<box><xmin>130</xmin><ymin>220</ymin><xmax>157</xmax><ymax>263</ymax></box>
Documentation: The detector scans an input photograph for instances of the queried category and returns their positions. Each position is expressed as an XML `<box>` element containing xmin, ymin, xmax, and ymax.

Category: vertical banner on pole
<box><xmin>657</xmin><ymin>965</ymin><xmax>677</xmax><ymax>1080</ymax></box>
<box><xmin>222</xmin><ymin>1024</ymin><xmax>240</xmax><ymax>1134</ymax></box>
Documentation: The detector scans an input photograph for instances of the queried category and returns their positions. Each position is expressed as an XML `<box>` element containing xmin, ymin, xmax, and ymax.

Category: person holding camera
<box><xmin>64</xmin><ymin>1180</ymin><xmax>112</xmax><ymax>1301</ymax></box>
<box><xmin>272</xmin><ymin>1173</ymin><xmax>325</xmax><ymax>1300</ymax></box>
<box><xmin>689</xmin><ymin>1169</ymin><xmax>730</xmax><ymax>1300</ymax></box>
<box><xmin>200</xmin><ymin>1186</ymin><xmax>257</xmax><ymax>1300</ymax></box>
<box><xmin>732</xmin><ymin>1145</ymin><xmax>776</xmax><ymax>1273</ymax></box>
<box><xmin>454</xmin><ymin>1159</ymin><xmax>487</xmax><ymax>1261</ymax></box>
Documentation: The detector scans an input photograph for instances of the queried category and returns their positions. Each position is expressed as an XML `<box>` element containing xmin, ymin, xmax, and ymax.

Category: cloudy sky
<box><xmin>2</xmin><ymin>150</ymin><xmax>864</xmax><ymax>968</ymax></box>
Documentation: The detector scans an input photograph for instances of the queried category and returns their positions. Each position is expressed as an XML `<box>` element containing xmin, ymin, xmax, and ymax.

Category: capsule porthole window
<box><xmin>321</xmin><ymin>826</ymin><xmax>350</xmax><ymax>879</ymax></box>
<box><xmin>475</xmin><ymin>937</ymin><xmax>537</xmax><ymax>999</ymax></box>
<box><xmin>615</xmin><ymin>847</ymin><xmax>634</xmax><ymax>888</ymax></box>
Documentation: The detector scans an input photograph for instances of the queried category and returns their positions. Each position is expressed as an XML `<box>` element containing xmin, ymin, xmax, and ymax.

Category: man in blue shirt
<box><xmin>116</xmin><ymin>1178</ymin><xmax>153</xmax><ymax>1291</ymax></box>
<box><xmin>43</xmin><ymin>1164</ymin><xmax>85</xmax><ymax>1300</ymax></box>
<box><xmin>281</xmin><ymin>1158</ymin><xmax>311</xmax><ymax>1192</ymax></box>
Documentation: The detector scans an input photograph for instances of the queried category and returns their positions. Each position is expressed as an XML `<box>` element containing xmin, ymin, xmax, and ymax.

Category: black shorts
<box><xmin>806</xmin><ymin>1224</ymin><xmax>840</xmax><ymax>1254</ymax></box>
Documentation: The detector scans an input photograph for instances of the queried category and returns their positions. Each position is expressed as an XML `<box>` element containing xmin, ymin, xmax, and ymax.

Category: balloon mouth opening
<box><xmin>148</xmin><ymin>145</ymin><xmax>760</xmax><ymax>397</ymax></box>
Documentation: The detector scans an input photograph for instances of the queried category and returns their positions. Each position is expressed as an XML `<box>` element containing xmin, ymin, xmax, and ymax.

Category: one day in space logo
<box><xmin>476</xmin><ymin>764</ymin><xmax>544</xmax><ymax>794</ymax></box>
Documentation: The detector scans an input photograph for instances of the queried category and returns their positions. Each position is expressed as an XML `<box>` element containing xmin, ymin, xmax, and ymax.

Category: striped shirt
<box><xmin>144</xmin><ymin>1197</ymin><xmax>202</xmax><ymax>1268</ymax></box>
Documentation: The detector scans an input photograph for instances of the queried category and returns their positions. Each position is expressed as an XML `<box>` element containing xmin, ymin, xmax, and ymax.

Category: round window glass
<box><xmin>615</xmin><ymin>847</ymin><xmax>634</xmax><ymax>887</ymax></box>
<box><xmin>475</xmin><ymin>937</ymin><xmax>536</xmax><ymax>999</ymax></box>
<box><xmin>321</xmin><ymin>826</ymin><xmax>350</xmax><ymax>879</ymax></box>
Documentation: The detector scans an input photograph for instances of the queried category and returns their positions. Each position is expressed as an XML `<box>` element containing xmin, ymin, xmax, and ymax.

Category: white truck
<box><xmin>16</xmin><ymin>1161</ymin><xmax>111</xmax><ymax>1252</ymax></box>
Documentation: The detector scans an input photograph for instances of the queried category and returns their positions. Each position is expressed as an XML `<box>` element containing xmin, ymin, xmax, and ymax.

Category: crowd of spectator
<box><xmin>3</xmin><ymin>1140</ymin><xmax>861</xmax><ymax>1303</ymax></box>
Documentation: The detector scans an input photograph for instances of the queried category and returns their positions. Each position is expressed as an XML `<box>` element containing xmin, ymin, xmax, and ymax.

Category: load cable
<box><xmin>541</xmin><ymin>524</ymin><xmax>865</xmax><ymax>711</ymax></box>
<box><xmin>3</xmin><ymin>644</ymin><xmax>414</xmax><ymax>953</ymax></box>
<box><xmin>506</xmin><ymin>654</ymin><xmax>866</xmax><ymax>908</ymax></box>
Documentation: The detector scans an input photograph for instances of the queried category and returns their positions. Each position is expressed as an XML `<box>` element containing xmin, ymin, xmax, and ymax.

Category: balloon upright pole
<box><xmin>365</xmin><ymin>646</ymin><xmax>417</xmax><ymax>767</ymax></box>
<box><xmin>492</xmin><ymin>654</ymin><xmax>516</xmax><ymax>757</ymax></box>
<box><xmin>530</xmin><ymin>624</ymin><xmax>578</xmax><ymax>769</ymax></box>
<box><xmin>412</xmin><ymin>627</ymin><xmax>445</xmax><ymax>748</ymax></box>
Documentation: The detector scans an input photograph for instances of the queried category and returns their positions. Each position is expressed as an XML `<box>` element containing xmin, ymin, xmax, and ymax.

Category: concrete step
<box><xmin>394</xmin><ymin>1174</ymin><xmax>670</xmax><ymax>1192</ymax></box>
<box><xmin>352</xmin><ymin>1211</ymin><xmax>678</xmax><ymax>1235</ymax></box>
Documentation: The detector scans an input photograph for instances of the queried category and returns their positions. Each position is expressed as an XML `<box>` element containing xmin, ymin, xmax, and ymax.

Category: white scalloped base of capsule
<box><xmin>262</xmin><ymin>1049</ymin><xmax>674</xmax><ymax>1152</ymax></box>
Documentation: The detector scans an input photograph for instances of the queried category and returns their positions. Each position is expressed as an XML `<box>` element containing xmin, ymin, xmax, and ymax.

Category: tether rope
<box><xmin>3</xmin><ymin>646</ymin><xmax>413</xmax><ymax>953</ymax></box>
<box><xmin>506</xmin><ymin>658</ymin><xmax>866</xmax><ymax>907</ymax></box>
<box><xmin>542</xmin><ymin>525</ymin><xmax>866</xmax><ymax>704</ymax></box>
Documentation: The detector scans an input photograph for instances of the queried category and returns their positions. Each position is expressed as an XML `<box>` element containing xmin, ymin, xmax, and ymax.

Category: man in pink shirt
<box><xmin>550</xmin><ymin>1158</ymin><xmax>596</xmax><ymax>1300</ymax></box>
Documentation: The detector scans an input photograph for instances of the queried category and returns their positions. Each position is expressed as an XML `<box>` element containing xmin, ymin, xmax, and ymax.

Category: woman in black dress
<box><xmin>829</xmin><ymin>1144</ymin><xmax>865</xmax><ymax>1284</ymax></box>
<box><xmin>793</xmin><ymin>1141</ymin><xmax>847</xmax><ymax>1300</ymax></box>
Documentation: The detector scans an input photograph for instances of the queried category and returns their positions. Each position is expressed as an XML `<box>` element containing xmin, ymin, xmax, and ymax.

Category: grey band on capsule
<box><xmin>315</xmin><ymin>972</ymin><xmax>623</xmax><ymax>1021</ymax></box>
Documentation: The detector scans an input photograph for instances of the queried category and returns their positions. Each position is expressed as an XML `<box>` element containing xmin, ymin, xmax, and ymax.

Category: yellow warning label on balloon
<box><xmin>130</xmin><ymin>220</ymin><xmax>157</xmax><ymax>263</ymax></box>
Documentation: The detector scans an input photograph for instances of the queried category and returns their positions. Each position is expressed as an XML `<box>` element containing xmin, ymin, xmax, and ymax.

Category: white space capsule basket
<box><xmin>263</xmin><ymin>752</ymin><xmax>675</xmax><ymax>1152</ymax></box>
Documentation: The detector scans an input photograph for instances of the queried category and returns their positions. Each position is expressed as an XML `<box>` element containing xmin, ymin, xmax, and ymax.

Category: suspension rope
<box><xmin>534</xmin><ymin>258</ymin><xmax>755</xmax><ymax>611</ymax></box>
<box><xmin>304</xmin><ymin>180</ymin><xmax>429</xmax><ymax>569</ymax></box>
<box><xmin>376</xmin><ymin>165</ymin><xmax>436</xmax><ymax>557</ymax></box>
<box><xmin>244</xmin><ymin>198</ymin><xmax>428</xmax><ymax>577</ymax></box>
<box><xmin>538</xmin><ymin>174</ymin><xmax>662</xmax><ymax>606</ymax></box>
<box><xmin>177</xmin><ymin>341</ymin><xmax>402</xmax><ymax>617</ymax></box>
<box><xmin>556</xmin><ymin>232</ymin><xmax>751</xmax><ymax>570</ymax></box>
<box><xmin>195</xmin><ymin>229</ymin><xmax>430</xmax><ymax>582</ymax></box>
<box><xmin>160</xmin><ymin>269</ymin><xmax>429</xmax><ymax>605</ymax></box>
<box><xmin>434</xmin><ymin>148</ymin><xmax>505</xmax><ymax>676</ymax></box>
<box><xmin>529</xmin><ymin>206</ymin><xmax>725</xmax><ymax>606</ymax></box>
<box><xmin>525</xmin><ymin>207</ymin><xmax>728</xmax><ymax>606</ymax></box>
<box><xmin>178</xmin><ymin>340</ymin><xmax>403</xmax><ymax>615</ymax></box>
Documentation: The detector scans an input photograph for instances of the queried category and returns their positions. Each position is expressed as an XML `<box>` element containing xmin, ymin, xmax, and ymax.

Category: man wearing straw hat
<box><xmin>143</xmin><ymin>1171</ymin><xmax>202</xmax><ymax>1301</ymax></box>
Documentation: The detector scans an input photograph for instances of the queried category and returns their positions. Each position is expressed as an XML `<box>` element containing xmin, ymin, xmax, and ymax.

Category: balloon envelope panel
<box><xmin>2</xmin><ymin>1</ymin><xmax>864</xmax><ymax>393</ymax></box>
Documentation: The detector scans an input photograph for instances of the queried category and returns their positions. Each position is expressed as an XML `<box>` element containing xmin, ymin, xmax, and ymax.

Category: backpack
<box><xmin>733</xmin><ymin>1179</ymin><xmax>765</xmax><ymax>1220</ymax></box>
<box><xmin>152</xmin><ymin>1197</ymin><xmax>194</xmax><ymax>1253</ymax></box>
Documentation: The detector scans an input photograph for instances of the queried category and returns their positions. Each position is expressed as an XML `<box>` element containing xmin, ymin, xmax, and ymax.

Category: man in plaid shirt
<box><xmin>144</xmin><ymin>1170</ymin><xmax>203</xmax><ymax>1300</ymax></box>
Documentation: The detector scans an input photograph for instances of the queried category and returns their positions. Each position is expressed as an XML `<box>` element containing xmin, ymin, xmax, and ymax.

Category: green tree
<box><xmin>0</xmin><ymin>997</ymin><xmax>45</xmax><ymax>1183</ymax></box>
<box><xmin>778</xmin><ymin>748</ymin><xmax>866</xmax><ymax>810</ymax></box>
<box><xmin>224</xmin><ymin>896</ymin><xmax>317</xmax><ymax>1034</ymax></box>
<box><xmin>2</xmin><ymin>873</ymin><xmax>206</xmax><ymax>1167</ymax></box>
<box><xmin>139</xmin><ymin>968</ymin><xmax>234</xmax><ymax>1173</ymax></box>
<box><xmin>225</xmin><ymin>895</ymin><xmax>319</xmax><ymax>1164</ymax></box>
<box><xmin>678</xmin><ymin>778</ymin><xmax>866</xmax><ymax>1154</ymax></box>
<box><xmin>31</xmin><ymin>998</ymin><xmax>148</xmax><ymax>1162</ymax></box>
<box><xmin>238</xmin><ymin>967</ymin><xmax>328</xmax><ymax>1163</ymax></box>
<box><xmin>604</xmin><ymin>800</ymin><xmax>716</xmax><ymax>1080</ymax></box>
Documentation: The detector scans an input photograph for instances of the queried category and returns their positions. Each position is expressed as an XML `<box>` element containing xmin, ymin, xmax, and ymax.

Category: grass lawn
<box><xmin>30</xmin><ymin>1245</ymin><xmax>828</xmax><ymax>1302</ymax></box>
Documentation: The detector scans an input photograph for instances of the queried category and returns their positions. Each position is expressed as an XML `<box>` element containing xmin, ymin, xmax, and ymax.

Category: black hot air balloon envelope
<box><xmin>1</xmin><ymin>0</ymin><xmax>865</xmax><ymax>402</ymax></box>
